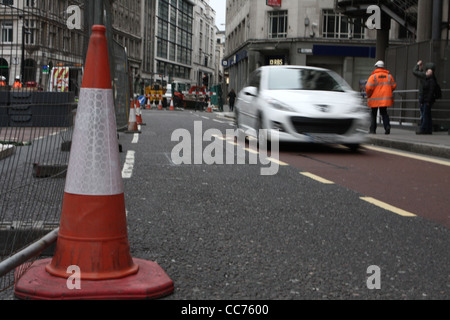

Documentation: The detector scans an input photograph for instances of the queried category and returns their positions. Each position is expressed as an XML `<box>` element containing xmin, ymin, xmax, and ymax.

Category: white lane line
<box><xmin>131</xmin><ymin>133</ymin><xmax>139</xmax><ymax>144</ymax></box>
<box><xmin>122</xmin><ymin>150</ymin><xmax>135</xmax><ymax>179</ymax></box>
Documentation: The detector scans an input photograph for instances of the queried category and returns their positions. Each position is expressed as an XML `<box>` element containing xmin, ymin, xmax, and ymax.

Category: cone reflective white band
<box><xmin>65</xmin><ymin>88</ymin><xmax>123</xmax><ymax>196</ymax></box>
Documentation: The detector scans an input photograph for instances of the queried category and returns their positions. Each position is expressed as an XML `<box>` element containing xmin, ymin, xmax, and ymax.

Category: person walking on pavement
<box><xmin>365</xmin><ymin>61</ymin><xmax>397</xmax><ymax>135</ymax></box>
<box><xmin>228</xmin><ymin>89</ymin><xmax>236</xmax><ymax>112</ymax></box>
<box><xmin>417</xmin><ymin>68</ymin><xmax>438</xmax><ymax>135</ymax></box>
<box><xmin>412</xmin><ymin>60</ymin><xmax>436</xmax><ymax>133</ymax></box>
<box><xmin>0</xmin><ymin>76</ymin><xmax>6</xmax><ymax>86</ymax></box>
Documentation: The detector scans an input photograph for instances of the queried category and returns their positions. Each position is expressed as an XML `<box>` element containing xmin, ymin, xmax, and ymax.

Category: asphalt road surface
<box><xmin>2</xmin><ymin>108</ymin><xmax>449</xmax><ymax>302</ymax></box>
<box><xmin>122</xmin><ymin>109</ymin><xmax>450</xmax><ymax>300</ymax></box>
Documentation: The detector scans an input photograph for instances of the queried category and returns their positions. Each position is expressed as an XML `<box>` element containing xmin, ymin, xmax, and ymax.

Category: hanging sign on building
<box><xmin>266</xmin><ymin>55</ymin><xmax>285</xmax><ymax>66</ymax></box>
<box><xmin>267</xmin><ymin>0</ymin><xmax>282</xmax><ymax>7</ymax></box>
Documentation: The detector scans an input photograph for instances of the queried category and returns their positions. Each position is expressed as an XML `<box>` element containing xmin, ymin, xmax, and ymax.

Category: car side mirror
<box><xmin>243</xmin><ymin>87</ymin><xmax>258</xmax><ymax>97</ymax></box>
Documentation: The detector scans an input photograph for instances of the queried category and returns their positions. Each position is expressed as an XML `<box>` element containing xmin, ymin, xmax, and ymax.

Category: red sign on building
<box><xmin>267</xmin><ymin>0</ymin><xmax>282</xmax><ymax>7</ymax></box>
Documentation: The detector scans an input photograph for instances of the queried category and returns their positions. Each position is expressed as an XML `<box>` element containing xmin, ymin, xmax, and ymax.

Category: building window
<box><xmin>157</xmin><ymin>0</ymin><xmax>193</xmax><ymax>65</ymax></box>
<box><xmin>322</xmin><ymin>9</ymin><xmax>365</xmax><ymax>39</ymax></box>
<box><xmin>1</xmin><ymin>0</ymin><xmax>14</xmax><ymax>5</ymax></box>
<box><xmin>269</xmin><ymin>10</ymin><xmax>288</xmax><ymax>39</ymax></box>
<box><xmin>24</xmin><ymin>19</ymin><xmax>36</xmax><ymax>45</ymax></box>
<box><xmin>1</xmin><ymin>21</ymin><xmax>13</xmax><ymax>43</ymax></box>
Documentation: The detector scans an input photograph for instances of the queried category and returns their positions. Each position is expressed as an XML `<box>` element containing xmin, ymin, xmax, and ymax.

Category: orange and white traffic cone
<box><xmin>14</xmin><ymin>25</ymin><xmax>174</xmax><ymax>300</ymax></box>
<box><xmin>207</xmin><ymin>99</ymin><xmax>212</xmax><ymax>113</ymax></box>
<box><xmin>135</xmin><ymin>100</ymin><xmax>146</xmax><ymax>125</ymax></box>
<box><xmin>158</xmin><ymin>95</ymin><xmax>163</xmax><ymax>110</ymax></box>
<box><xmin>146</xmin><ymin>96</ymin><xmax>151</xmax><ymax>110</ymax></box>
<box><xmin>135</xmin><ymin>100</ymin><xmax>142</xmax><ymax>124</ymax></box>
<box><xmin>169</xmin><ymin>97</ymin><xmax>175</xmax><ymax>111</ymax></box>
<box><xmin>126</xmin><ymin>100</ymin><xmax>141</xmax><ymax>133</ymax></box>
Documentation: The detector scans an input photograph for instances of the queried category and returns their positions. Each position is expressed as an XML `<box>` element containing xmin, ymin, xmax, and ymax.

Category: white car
<box><xmin>235</xmin><ymin>65</ymin><xmax>370</xmax><ymax>151</ymax></box>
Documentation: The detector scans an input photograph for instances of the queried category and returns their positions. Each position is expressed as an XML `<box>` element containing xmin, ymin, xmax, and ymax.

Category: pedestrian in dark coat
<box><xmin>417</xmin><ymin>68</ymin><xmax>437</xmax><ymax>135</ymax></box>
<box><xmin>412</xmin><ymin>60</ymin><xmax>436</xmax><ymax>132</ymax></box>
<box><xmin>228</xmin><ymin>89</ymin><xmax>236</xmax><ymax>112</ymax></box>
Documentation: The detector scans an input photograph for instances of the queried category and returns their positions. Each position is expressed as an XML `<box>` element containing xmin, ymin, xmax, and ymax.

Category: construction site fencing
<box><xmin>0</xmin><ymin>2</ymin><xmax>131</xmax><ymax>293</ymax></box>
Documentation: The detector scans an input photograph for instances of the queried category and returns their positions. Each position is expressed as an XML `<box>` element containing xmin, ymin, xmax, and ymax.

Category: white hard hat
<box><xmin>374</xmin><ymin>61</ymin><xmax>385</xmax><ymax>68</ymax></box>
<box><xmin>15</xmin><ymin>75</ymin><xmax>20</xmax><ymax>80</ymax></box>
<box><xmin>0</xmin><ymin>76</ymin><xmax>5</xmax><ymax>81</ymax></box>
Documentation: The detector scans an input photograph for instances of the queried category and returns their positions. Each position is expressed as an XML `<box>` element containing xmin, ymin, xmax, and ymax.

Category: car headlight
<box><xmin>267</xmin><ymin>99</ymin><xmax>295</xmax><ymax>112</ymax></box>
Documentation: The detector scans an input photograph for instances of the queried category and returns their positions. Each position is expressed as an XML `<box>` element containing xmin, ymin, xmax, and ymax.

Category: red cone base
<box><xmin>14</xmin><ymin>258</ymin><xmax>174</xmax><ymax>300</ymax></box>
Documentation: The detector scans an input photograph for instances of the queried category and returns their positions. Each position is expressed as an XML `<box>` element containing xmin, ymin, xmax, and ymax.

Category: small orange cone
<box><xmin>14</xmin><ymin>25</ymin><xmax>173</xmax><ymax>300</ymax></box>
<box><xmin>146</xmin><ymin>96</ymin><xmax>151</xmax><ymax>110</ymax></box>
<box><xmin>169</xmin><ymin>97</ymin><xmax>175</xmax><ymax>111</ymax></box>
<box><xmin>158</xmin><ymin>95</ymin><xmax>163</xmax><ymax>110</ymax></box>
<box><xmin>126</xmin><ymin>100</ymin><xmax>141</xmax><ymax>133</ymax></box>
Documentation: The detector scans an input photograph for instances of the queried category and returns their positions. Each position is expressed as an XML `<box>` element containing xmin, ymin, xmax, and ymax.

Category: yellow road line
<box><xmin>267</xmin><ymin>157</ymin><xmax>289</xmax><ymax>166</ymax></box>
<box><xmin>360</xmin><ymin>197</ymin><xmax>417</xmax><ymax>217</ymax></box>
<box><xmin>300</xmin><ymin>172</ymin><xmax>335</xmax><ymax>184</ymax></box>
<box><xmin>364</xmin><ymin>145</ymin><xmax>450</xmax><ymax>167</ymax></box>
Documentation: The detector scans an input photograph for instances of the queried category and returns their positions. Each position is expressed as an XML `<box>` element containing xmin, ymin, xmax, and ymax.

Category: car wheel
<box><xmin>345</xmin><ymin>144</ymin><xmax>360</xmax><ymax>152</ymax></box>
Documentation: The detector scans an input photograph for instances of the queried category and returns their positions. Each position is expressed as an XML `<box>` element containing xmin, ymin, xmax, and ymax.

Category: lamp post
<box><xmin>21</xmin><ymin>22</ymin><xmax>32</xmax><ymax>83</ymax></box>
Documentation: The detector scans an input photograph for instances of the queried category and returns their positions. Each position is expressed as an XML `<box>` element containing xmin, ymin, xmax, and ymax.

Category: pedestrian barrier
<box><xmin>14</xmin><ymin>25</ymin><xmax>174</xmax><ymax>300</ymax></box>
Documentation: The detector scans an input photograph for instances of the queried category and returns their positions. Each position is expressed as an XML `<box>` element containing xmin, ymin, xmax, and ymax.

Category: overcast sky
<box><xmin>209</xmin><ymin>0</ymin><xmax>226</xmax><ymax>30</ymax></box>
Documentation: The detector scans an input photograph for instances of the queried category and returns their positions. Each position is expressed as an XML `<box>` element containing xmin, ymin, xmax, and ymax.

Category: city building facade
<box><xmin>111</xmin><ymin>0</ymin><xmax>142</xmax><ymax>93</ymax></box>
<box><xmin>0</xmin><ymin>0</ymin><xmax>85</xmax><ymax>90</ymax></box>
<box><xmin>1</xmin><ymin>0</ymin><xmax>221</xmax><ymax>96</ymax></box>
<box><xmin>192</xmin><ymin>0</ymin><xmax>217</xmax><ymax>88</ymax></box>
<box><xmin>138</xmin><ymin>0</ymin><xmax>219</xmax><ymax>93</ymax></box>
<box><xmin>223</xmin><ymin>0</ymin><xmax>417</xmax><ymax>94</ymax></box>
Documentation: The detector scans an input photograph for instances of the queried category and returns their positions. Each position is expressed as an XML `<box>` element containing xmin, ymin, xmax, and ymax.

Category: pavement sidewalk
<box><xmin>217</xmin><ymin>104</ymin><xmax>450</xmax><ymax>160</ymax></box>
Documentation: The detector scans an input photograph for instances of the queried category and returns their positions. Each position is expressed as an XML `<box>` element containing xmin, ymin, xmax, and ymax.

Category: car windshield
<box><xmin>268</xmin><ymin>68</ymin><xmax>349</xmax><ymax>92</ymax></box>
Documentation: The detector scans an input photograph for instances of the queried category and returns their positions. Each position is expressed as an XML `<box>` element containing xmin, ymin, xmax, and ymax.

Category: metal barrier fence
<box><xmin>0</xmin><ymin>2</ymin><xmax>131</xmax><ymax>293</ymax></box>
<box><xmin>388</xmin><ymin>89</ymin><xmax>450</xmax><ymax>130</ymax></box>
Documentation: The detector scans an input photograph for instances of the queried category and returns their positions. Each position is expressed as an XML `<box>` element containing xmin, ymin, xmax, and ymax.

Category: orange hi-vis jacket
<box><xmin>365</xmin><ymin>68</ymin><xmax>397</xmax><ymax>108</ymax></box>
